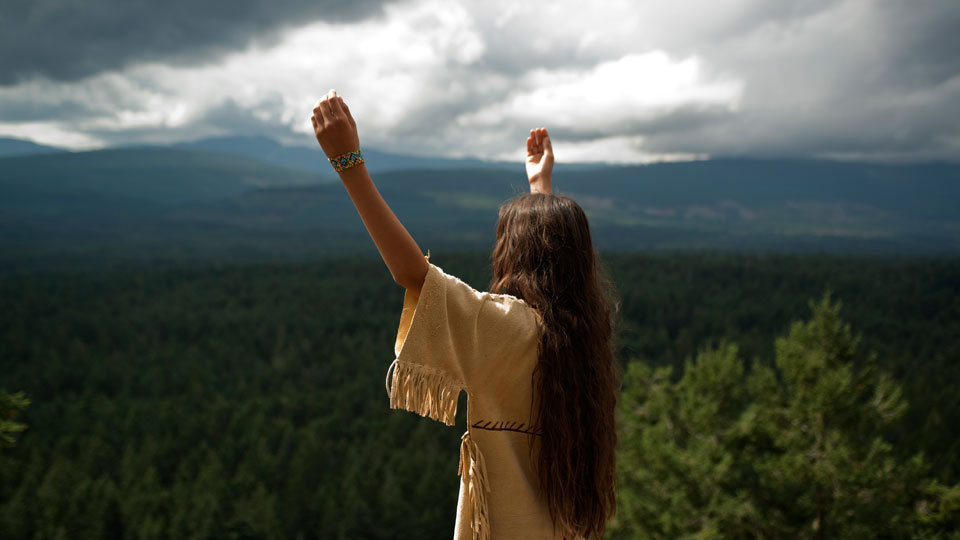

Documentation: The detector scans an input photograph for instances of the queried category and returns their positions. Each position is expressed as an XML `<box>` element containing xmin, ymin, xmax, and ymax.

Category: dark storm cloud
<box><xmin>0</xmin><ymin>0</ymin><xmax>405</xmax><ymax>86</ymax></box>
<box><xmin>0</xmin><ymin>96</ymin><xmax>105</xmax><ymax>122</ymax></box>
<box><xmin>83</xmin><ymin>96</ymin><xmax>301</xmax><ymax>147</ymax></box>
<box><xmin>638</xmin><ymin>97</ymin><xmax>960</xmax><ymax>160</ymax></box>
<box><xmin>877</xmin><ymin>1</ymin><xmax>960</xmax><ymax>88</ymax></box>
<box><xmin>626</xmin><ymin>0</ymin><xmax>960</xmax><ymax>161</ymax></box>
<box><xmin>2</xmin><ymin>0</ymin><xmax>958</xmax><ymax>161</ymax></box>
<box><xmin>546</xmin><ymin>107</ymin><xmax>739</xmax><ymax>143</ymax></box>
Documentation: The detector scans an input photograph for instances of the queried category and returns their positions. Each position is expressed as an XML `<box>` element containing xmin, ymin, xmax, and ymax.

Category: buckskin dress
<box><xmin>386</xmin><ymin>260</ymin><xmax>574</xmax><ymax>540</ymax></box>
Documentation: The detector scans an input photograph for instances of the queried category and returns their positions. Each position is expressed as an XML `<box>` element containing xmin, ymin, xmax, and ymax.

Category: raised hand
<box><xmin>308</xmin><ymin>89</ymin><xmax>428</xmax><ymax>293</ymax></box>
<box><xmin>525</xmin><ymin>127</ymin><xmax>554</xmax><ymax>194</ymax></box>
<box><xmin>311</xmin><ymin>89</ymin><xmax>360</xmax><ymax>159</ymax></box>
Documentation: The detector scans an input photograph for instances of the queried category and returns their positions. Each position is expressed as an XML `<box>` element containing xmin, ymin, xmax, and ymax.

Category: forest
<box><xmin>1</xmin><ymin>251</ymin><xmax>959</xmax><ymax>539</ymax></box>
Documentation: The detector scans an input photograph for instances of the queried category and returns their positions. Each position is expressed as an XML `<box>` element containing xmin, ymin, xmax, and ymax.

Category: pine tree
<box><xmin>0</xmin><ymin>390</ymin><xmax>29</xmax><ymax>449</ymax></box>
<box><xmin>611</xmin><ymin>294</ymin><xmax>960</xmax><ymax>539</ymax></box>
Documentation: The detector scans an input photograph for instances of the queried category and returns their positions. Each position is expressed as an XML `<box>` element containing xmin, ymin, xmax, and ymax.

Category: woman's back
<box><xmin>389</xmin><ymin>262</ymin><xmax>570</xmax><ymax>539</ymax></box>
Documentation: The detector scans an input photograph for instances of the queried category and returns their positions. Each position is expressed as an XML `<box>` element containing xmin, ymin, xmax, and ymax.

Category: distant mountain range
<box><xmin>173</xmin><ymin>135</ymin><xmax>525</xmax><ymax>174</ymax></box>
<box><xmin>1</xmin><ymin>135</ymin><xmax>613</xmax><ymax>175</ymax></box>
<box><xmin>1</xmin><ymin>136</ymin><xmax>958</xmax><ymax>267</ymax></box>
<box><xmin>0</xmin><ymin>137</ymin><xmax>68</xmax><ymax>158</ymax></box>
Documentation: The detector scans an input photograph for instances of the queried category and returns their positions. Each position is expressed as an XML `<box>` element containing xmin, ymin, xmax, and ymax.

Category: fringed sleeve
<box><xmin>384</xmin><ymin>358</ymin><xmax>461</xmax><ymax>426</ymax></box>
<box><xmin>386</xmin><ymin>261</ymin><xmax>534</xmax><ymax>423</ymax></box>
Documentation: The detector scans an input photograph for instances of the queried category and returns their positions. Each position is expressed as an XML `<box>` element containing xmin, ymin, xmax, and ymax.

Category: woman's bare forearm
<box><xmin>337</xmin><ymin>164</ymin><xmax>428</xmax><ymax>293</ymax></box>
<box><xmin>311</xmin><ymin>89</ymin><xmax>427</xmax><ymax>294</ymax></box>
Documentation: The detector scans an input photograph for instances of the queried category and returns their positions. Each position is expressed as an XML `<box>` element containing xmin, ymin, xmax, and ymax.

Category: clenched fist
<box><xmin>310</xmin><ymin>89</ymin><xmax>360</xmax><ymax>159</ymax></box>
<box><xmin>526</xmin><ymin>127</ymin><xmax>553</xmax><ymax>194</ymax></box>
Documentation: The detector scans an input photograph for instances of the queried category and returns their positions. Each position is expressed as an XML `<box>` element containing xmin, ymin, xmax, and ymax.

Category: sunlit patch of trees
<box><xmin>612</xmin><ymin>296</ymin><xmax>960</xmax><ymax>539</ymax></box>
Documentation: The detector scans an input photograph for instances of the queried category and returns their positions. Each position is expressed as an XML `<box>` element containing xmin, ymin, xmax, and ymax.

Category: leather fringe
<box><xmin>385</xmin><ymin>359</ymin><xmax>460</xmax><ymax>426</ymax></box>
<box><xmin>459</xmin><ymin>430</ymin><xmax>491</xmax><ymax>540</ymax></box>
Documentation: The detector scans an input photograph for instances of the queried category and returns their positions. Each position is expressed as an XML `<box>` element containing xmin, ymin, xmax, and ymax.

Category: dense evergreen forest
<box><xmin>2</xmin><ymin>252</ymin><xmax>959</xmax><ymax>538</ymax></box>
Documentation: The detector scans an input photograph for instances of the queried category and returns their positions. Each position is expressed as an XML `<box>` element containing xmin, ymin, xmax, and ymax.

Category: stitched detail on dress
<box><xmin>385</xmin><ymin>359</ymin><xmax>463</xmax><ymax>426</ymax></box>
<box><xmin>471</xmin><ymin>419</ymin><xmax>543</xmax><ymax>436</ymax></box>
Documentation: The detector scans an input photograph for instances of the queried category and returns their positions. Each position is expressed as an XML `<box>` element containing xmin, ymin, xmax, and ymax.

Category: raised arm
<box><xmin>525</xmin><ymin>127</ymin><xmax>554</xmax><ymax>194</ymax></box>
<box><xmin>311</xmin><ymin>90</ymin><xmax>428</xmax><ymax>294</ymax></box>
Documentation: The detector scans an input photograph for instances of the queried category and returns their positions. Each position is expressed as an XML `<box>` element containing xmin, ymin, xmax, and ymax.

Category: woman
<box><xmin>311</xmin><ymin>90</ymin><xmax>619</xmax><ymax>540</ymax></box>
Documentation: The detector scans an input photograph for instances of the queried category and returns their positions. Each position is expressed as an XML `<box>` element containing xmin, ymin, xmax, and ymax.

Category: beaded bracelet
<box><xmin>329</xmin><ymin>148</ymin><xmax>364</xmax><ymax>173</ymax></box>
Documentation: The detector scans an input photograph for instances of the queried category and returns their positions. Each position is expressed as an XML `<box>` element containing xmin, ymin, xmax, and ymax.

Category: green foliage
<box><xmin>916</xmin><ymin>481</ymin><xmax>960</xmax><ymax>537</ymax></box>
<box><xmin>612</xmin><ymin>294</ymin><xmax>959</xmax><ymax>539</ymax></box>
<box><xmin>0</xmin><ymin>252</ymin><xmax>958</xmax><ymax>538</ymax></box>
<box><xmin>0</xmin><ymin>390</ymin><xmax>29</xmax><ymax>449</ymax></box>
<box><xmin>613</xmin><ymin>344</ymin><xmax>757</xmax><ymax>538</ymax></box>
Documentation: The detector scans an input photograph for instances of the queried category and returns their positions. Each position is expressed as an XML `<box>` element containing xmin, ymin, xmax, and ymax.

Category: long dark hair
<box><xmin>489</xmin><ymin>193</ymin><xmax>620</xmax><ymax>539</ymax></box>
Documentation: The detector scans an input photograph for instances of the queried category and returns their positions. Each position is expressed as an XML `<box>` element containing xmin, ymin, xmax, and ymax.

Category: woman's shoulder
<box><xmin>427</xmin><ymin>263</ymin><xmax>539</xmax><ymax>327</ymax></box>
<box><xmin>430</xmin><ymin>263</ymin><xmax>530</xmax><ymax>305</ymax></box>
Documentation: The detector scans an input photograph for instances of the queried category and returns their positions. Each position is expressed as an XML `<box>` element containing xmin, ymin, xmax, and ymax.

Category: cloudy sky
<box><xmin>1</xmin><ymin>0</ymin><xmax>958</xmax><ymax>163</ymax></box>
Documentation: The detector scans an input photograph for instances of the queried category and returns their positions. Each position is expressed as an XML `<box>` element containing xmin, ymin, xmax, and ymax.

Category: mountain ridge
<box><xmin>0</xmin><ymin>137</ymin><xmax>69</xmax><ymax>158</ymax></box>
<box><xmin>1</xmin><ymin>139</ymin><xmax>958</xmax><ymax>265</ymax></box>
